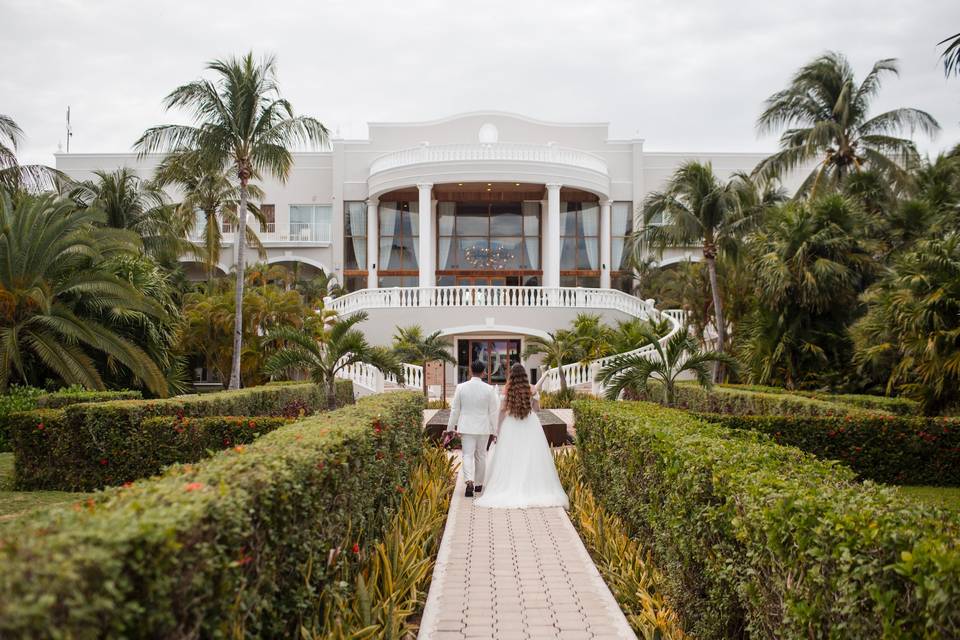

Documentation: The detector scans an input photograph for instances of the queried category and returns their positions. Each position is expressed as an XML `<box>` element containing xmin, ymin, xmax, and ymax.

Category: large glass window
<box><xmin>378</xmin><ymin>201</ymin><xmax>419</xmax><ymax>286</ymax></box>
<box><xmin>611</xmin><ymin>201</ymin><xmax>634</xmax><ymax>292</ymax></box>
<box><xmin>289</xmin><ymin>204</ymin><xmax>332</xmax><ymax>242</ymax></box>
<box><xmin>437</xmin><ymin>202</ymin><xmax>540</xmax><ymax>283</ymax></box>
<box><xmin>343</xmin><ymin>201</ymin><xmax>367</xmax><ymax>291</ymax></box>
<box><xmin>560</xmin><ymin>201</ymin><xmax>600</xmax><ymax>285</ymax></box>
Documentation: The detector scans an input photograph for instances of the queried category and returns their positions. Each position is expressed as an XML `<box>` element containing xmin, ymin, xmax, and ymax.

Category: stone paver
<box><xmin>418</xmin><ymin>453</ymin><xmax>635</xmax><ymax>640</ymax></box>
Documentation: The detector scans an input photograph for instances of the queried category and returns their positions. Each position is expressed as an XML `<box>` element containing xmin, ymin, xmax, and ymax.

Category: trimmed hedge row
<box><xmin>10</xmin><ymin>381</ymin><xmax>353</xmax><ymax>491</ymax></box>
<box><xmin>719</xmin><ymin>384</ymin><xmax>919</xmax><ymax>416</ymax></box>
<box><xmin>701</xmin><ymin>413</ymin><xmax>960</xmax><ymax>486</ymax></box>
<box><xmin>0</xmin><ymin>391</ymin><xmax>425</xmax><ymax>638</ymax></box>
<box><xmin>639</xmin><ymin>381</ymin><xmax>877</xmax><ymax>416</ymax></box>
<box><xmin>0</xmin><ymin>386</ymin><xmax>44</xmax><ymax>452</ymax></box>
<box><xmin>574</xmin><ymin>399</ymin><xmax>960</xmax><ymax>639</ymax></box>
<box><xmin>36</xmin><ymin>389</ymin><xmax>142</xmax><ymax>409</ymax></box>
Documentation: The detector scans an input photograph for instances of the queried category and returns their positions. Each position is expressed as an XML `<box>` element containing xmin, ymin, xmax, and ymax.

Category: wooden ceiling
<box><xmin>379</xmin><ymin>183</ymin><xmax>599</xmax><ymax>203</ymax></box>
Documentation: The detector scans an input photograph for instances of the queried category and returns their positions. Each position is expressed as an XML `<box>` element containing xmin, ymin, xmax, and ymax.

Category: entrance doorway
<box><xmin>457</xmin><ymin>339</ymin><xmax>522</xmax><ymax>384</ymax></box>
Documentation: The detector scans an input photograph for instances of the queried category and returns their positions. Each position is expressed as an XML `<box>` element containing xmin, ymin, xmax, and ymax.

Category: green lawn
<box><xmin>898</xmin><ymin>485</ymin><xmax>960</xmax><ymax>511</ymax></box>
<box><xmin>0</xmin><ymin>453</ymin><xmax>90</xmax><ymax>521</ymax></box>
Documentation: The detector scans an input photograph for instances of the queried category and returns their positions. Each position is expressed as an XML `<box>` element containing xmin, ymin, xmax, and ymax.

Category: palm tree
<box><xmin>755</xmin><ymin>52</ymin><xmax>939</xmax><ymax>195</ymax></box>
<box><xmin>940</xmin><ymin>32</ymin><xmax>960</xmax><ymax>77</ymax></box>
<box><xmin>0</xmin><ymin>191</ymin><xmax>167</xmax><ymax>394</ymax></box>
<box><xmin>851</xmin><ymin>233</ymin><xmax>960</xmax><ymax>414</ymax></box>
<box><xmin>392</xmin><ymin>325</ymin><xmax>456</xmax><ymax>397</ymax></box>
<box><xmin>597</xmin><ymin>326</ymin><xmax>735</xmax><ymax>405</ymax></box>
<box><xmin>153</xmin><ymin>152</ymin><xmax>266</xmax><ymax>283</ymax></box>
<box><xmin>637</xmin><ymin>162</ymin><xmax>760</xmax><ymax>374</ymax></box>
<box><xmin>135</xmin><ymin>52</ymin><xmax>329</xmax><ymax>390</ymax></box>
<box><xmin>70</xmin><ymin>168</ymin><xmax>187</xmax><ymax>264</ymax></box>
<box><xmin>0</xmin><ymin>114</ymin><xmax>62</xmax><ymax>192</ymax></box>
<box><xmin>523</xmin><ymin>330</ymin><xmax>578</xmax><ymax>393</ymax></box>
<box><xmin>264</xmin><ymin>311</ymin><xmax>403</xmax><ymax>408</ymax></box>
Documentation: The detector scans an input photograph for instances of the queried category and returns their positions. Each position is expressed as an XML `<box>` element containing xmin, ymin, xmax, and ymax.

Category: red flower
<box><xmin>36</xmin><ymin>423</ymin><xmax>44</xmax><ymax>431</ymax></box>
<box><xmin>396</xmin><ymin>485</ymin><xmax>406</xmax><ymax>494</ymax></box>
<box><xmin>184</xmin><ymin>482</ymin><xmax>205</xmax><ymax>492</ymax></box>
<box><xmin>248</xmin><ymin>420</ymin><xmax>256</xmax><ymax>428</ymax></box>
<box><xmin>351</xmin><ymin>543</ymin><xmax>360</xmax><ymax>554</ymax></box>
<box><xmin>316</xmin><ymin>461</ymin><xmax>325</xmax><ymax>471</ymax></box>
<box><xmin>374</xmin><ymin>426</ymin><xmax>382</xmax><ymax>434</ymax></box>
<box><xmin>238</xmin><ymin>554</ymin><xmax>254</xmax><ymax>566</ymax></box>
<box><xmin>99</xmin><ymin>458</ymin><xmax>108</xmax><ymax>466</ymax></box>
<box><xmin>398</xmin><ymin>452</ymin><xmax>405</xmax><ymax>460</ymax></box>
<box><xmin>375</xmin><ymin>451</ymin><xmax>385</xmax><ymax>460</ymax></box>
<box><xmin>122</xmin><ymin>482</ymin><xmax>133</xmax><ymax>489</ymax></box>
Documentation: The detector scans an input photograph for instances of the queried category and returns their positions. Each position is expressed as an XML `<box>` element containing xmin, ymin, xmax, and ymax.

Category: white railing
<box><xmin>385</xmin><ymin>363</ymin><xmax>424</xmax><ymax>390</ymax></box>
<box><xmin>369</xmin><ymin>142</ymin><xmax>608</xmax><ymax>176</ymax></box>
<box><xmin>278</xmin><ymin>222</ymin><xmax>330</xmax><ymax>243</ymax></box>
<box><xmin>336</xmin><ymin>361</ymin><xmax>385</xmax><ymax>393</ymax></box>
<box><xmin>328</xmin><ymin>286</ymin><xmax>658</xmax><ymax>319</ymax></box>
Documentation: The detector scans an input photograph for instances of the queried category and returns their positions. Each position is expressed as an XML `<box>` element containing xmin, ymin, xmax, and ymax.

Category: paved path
<box><xmin>418</xmin><ymin>455</ymin><xmax>635</xmax><ymax>640</ymax></box>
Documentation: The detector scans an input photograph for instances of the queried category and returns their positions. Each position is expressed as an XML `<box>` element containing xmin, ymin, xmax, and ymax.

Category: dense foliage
<box><xmin>0</xmin><ymin>391</ymin><xmax>424</xmax><ymax>638</ymax></box>
<box><xmin>575</xmin><ymin>399</ymin><xmax>960</xmax><ymax>639</ymax></box>
<box><xmin>10</xmin><ymin>381</ymin><xmax>351</xmax><ymax>490</ymax></box>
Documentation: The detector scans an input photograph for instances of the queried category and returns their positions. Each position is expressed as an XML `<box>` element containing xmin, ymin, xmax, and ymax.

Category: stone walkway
<box><xmin>418</xmin><ymin>455</ymin><xmax>635</xmax><ymax>639</ymax></box>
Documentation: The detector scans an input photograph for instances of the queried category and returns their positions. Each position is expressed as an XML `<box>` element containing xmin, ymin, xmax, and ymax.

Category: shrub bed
<box><xmin>36</xmin><ymin>388</ymin><xmax>142</xmax><ymax>409</ymax></box>
<box><xmin>638</xmin><ymin>381</ymin><xmax>875</xmax><ymax>416</ymax></box>
<box><xmin>701</xmin><ymin>413</ymin><xmax>960</xmax><ymax>486</ymax></box>
<box><xmin>574</xmin><ymin>399</ymin><xmax>960</xmax><ymax>639</ymax></box>
<box><xmin>10</xmin><ymin>381</ymin><xmax>352</xmax><ymax>491</ymax></box>
<box><xmin>0</xmin><ymin>391</ymin><xmax>425</xmax><ymax>638</ymax></box>
<box><xmin>719</xmin><ymin>384</ymin><xmax>919</xmax><ymax>416</ymax></box>
<box><xmin>0</xmin><ymin>386</ymin><xmax>44</xmax><ymax>452</ymax></box>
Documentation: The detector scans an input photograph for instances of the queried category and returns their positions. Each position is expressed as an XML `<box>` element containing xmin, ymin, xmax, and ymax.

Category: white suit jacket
<box><xmin>447</xmin><ymin>377</ymin><xmax>499</xmax><ymax>435</ymax></box>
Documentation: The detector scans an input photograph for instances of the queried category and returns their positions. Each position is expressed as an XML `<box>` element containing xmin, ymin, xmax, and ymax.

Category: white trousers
<box><xmin>460</xmin><ymin>434</ymin><xmax>489</xmax><ymax>485</ymax></box>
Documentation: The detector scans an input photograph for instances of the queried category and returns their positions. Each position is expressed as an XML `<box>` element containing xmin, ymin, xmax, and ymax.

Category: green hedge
<box><xmin>574</xmin><ymin>399</ymin><xmax>960</xmax><ymax>639</ymax></box>
<box><xmin>719</xmin><ymin>384</ymin><xmax>919</xmax><ymax>416</ymax></box>
<box><xmin>10</xmin><ymin>381</ymin><xmax>353</xmax><ymax>491</ymax></box>
<box><xmin>36</xmin><ymin>388</ymin><xmax>142</xmax><ymax>408</ymax></box>
<box><xmin>0</xmin><ymin>386</ymin><xmax>44</xmax><ymax>452</ymax></box>
<box><xmin>639</xmin><ymin>381</ymin><xmax>876</xmax><ymax>416</ymax></box>
<box><xmin>701</xmin><ymin>413</ymin><xmax>960</xmax><ymax>486</ymax></box>
<box><xmin>0</xmin><ymin>391</ymin><xmax>425</xmax><ymax>638</ymax></box>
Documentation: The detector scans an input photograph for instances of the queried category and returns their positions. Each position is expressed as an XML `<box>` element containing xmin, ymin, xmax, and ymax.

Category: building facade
<box><xmin>56</xmin><ymin>111</ymin><xmax>801</xmax><ymax>393</ymax></box>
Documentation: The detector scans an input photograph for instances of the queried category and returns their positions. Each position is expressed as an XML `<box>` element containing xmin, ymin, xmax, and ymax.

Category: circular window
<box><xmin>478</xmin><ymin>123</ymin><xmax>499</xmax><ymax>144</ymax></box>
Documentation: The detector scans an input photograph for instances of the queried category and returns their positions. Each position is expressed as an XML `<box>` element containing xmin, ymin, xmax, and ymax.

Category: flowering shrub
<box><xmin>700</xmin><ymin>413</ymin><xmax>960</xmax><ymax>486</ymax></box>
<box><xmin>574</xmin><ymin>399</ymin><xmax>960</xmax><ymax>639</ymax></box>
<box><xmin>0</xmin><ymin>391</ymin><xmax>425</xmax><ymax>638</ymax></box>
<box><xmin>9</xmin><ymin>381</ymin><xmax>352</xmax><ymax>491</ymax></box>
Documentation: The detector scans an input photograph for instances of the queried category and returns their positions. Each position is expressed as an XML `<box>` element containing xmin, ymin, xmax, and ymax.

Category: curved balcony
<box><xmin>367</xmin><ymin>143</ymin><xmax>611</xmax><ymax>198</ymax></box>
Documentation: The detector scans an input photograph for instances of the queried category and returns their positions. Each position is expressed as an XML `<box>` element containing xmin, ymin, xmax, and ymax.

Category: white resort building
<box><xmin>56</xmin><ymin>111</ymin><xmax>803</xmax><ymax>395</ymax></box>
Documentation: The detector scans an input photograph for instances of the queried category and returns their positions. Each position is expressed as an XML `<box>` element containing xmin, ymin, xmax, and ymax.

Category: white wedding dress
<box><xmin>475</xmin><ymin>402</ymin><xmax>569</xmax><ymax>510</ymax></box>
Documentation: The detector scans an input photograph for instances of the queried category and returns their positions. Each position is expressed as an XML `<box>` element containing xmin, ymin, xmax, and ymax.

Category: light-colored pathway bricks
<box><xmin>418</xmin><ymin>455</ymin><xmax>635</xmax><ymax>640</ymax></box>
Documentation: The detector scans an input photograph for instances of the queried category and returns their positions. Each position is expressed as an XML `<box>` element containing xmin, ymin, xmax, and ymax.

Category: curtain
<box><xmin>346</xmin><ymin>202</ymin><xmax>366</xmax><ymax>269</ymax></box>
<box><xmin>379</xmin><ymin>204</ymin><xmax>400</xmax><ymax>268</ymax></box>
<box><xmin>582</xmin><ymin>204</ymin><xmax>599</xmax><ymax>270</ymax></box>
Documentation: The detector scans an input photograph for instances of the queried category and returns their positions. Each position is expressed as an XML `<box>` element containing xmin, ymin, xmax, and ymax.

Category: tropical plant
<box><xmin>597</xmin><ymin>325</ymin><xmax>735</xmax><ymax>405</ymax></box>
<box><xmin>940</xmin><ymin>32</ymin><xmax>960</xmax><ymax>77</ymax></box>
<box><xmin>637</xmin><ymin>162</ymin><xmax>762</xmax><ymax>373</ymax></box>
<box><xmin>153</xmin><ymin>152</ymin><xmax>266</xmax><ymax>283</ymax></box>
<box><xmin>392</xmin><ymin>325</ymin><xmax>456</xmax><ymax>397</ymax></box>
<box><xmin>264</xmin><ymin>311</ymin><xmax>403</xmax><ymax>408</ymax></box>
<box><xmin>0</xmin><ymin>191</ymin><xmax>167</xmax><ymax>394</ymax></box>
<box><xmin>851</xmin><ymin>233</ymin><xmax>960</xmax><ymax>414</ymax></box>
<box><xmin>0</xmin><ymin>114</ymin><xmax>62</xmax><ymax>192</ymax></box>
<box><xmin>295</xmin><ymin>268</ymin><xmax>344</xmax><ymax>305</ymax></box>
<box><xmin>135</xmin><ymin>52</ymin><xmax>329</xmax><ymax>389</ymax></box>
<box><xmin>523</xmin><ymin>330</ymin><xmax>578</xmax><ymax>393</ymax></box>
<box><xmin>740</xmin><ymin>195</ymin><xmax>873</xmax><ymax>388</ymax></box>
<box><xmin>754</xmin><ymin>52</ymin><xmax>939</xmax><ymax>195</ymax></box>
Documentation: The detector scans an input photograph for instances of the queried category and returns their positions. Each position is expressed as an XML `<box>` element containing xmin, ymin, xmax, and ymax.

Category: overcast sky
<box><xmin>4</xmin><ymin>0</ymin><xmax>959</xmax><ymax>165</ymax></box>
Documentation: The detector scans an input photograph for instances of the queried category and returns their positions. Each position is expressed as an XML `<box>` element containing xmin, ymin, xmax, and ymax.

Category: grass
<box><xmin>897</xmin><ymin>485</ymin><xmax>960</xmax><ymax>511</ymax></box>
<box><xmin>0</xmin><ymin>452</ymin><xmax>90</xmax><ymax>521</ymax></box>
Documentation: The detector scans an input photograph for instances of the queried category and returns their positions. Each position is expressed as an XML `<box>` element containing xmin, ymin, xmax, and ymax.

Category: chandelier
<box><xmin>464</xmin><ymin>244</ymin><xmax>515</xmax><ymax>270</ymax></box>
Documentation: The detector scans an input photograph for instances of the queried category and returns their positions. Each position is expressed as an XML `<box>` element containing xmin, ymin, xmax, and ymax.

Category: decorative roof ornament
<box><xmin>478</xmin><ymin>123</ymin><xmax>499</xmax><ymax>144</ymax></box>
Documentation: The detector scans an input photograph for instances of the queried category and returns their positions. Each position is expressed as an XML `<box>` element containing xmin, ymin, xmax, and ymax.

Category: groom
<box><xmin>446</xmin><ymin>359</ymin><xmax>499</xmax><ymax>497</ymax></box>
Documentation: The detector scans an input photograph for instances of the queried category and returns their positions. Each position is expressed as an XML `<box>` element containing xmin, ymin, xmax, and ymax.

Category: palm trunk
<box><xmin>205</xmin><ymin>210</ymin><xmax>217</xmax><ymax>289</ymax></box>
<box><xmin>664</xmin><ymin>380</ymin><xmax>675</xmax><ymax>406</ymax></box>
<box><xmin>705</xmin><ymin>254</ymin><xmax>727</xmax><ymax>382</ymax></box>
<box><xmin>326</xmin><ymin>376</ymin><xmax>337</xmax><ymax>409</ymax></box>
<box><xmin>228</xmin><ymin>176</ymin><xmax>248</xmax><ymax>390</ymax></box>
<box><xmin>422</xmin><ymin>360</ymin><xmax>429</xmax><ymax>398</ymax></box>
<box><xmin>558</xmin><ymin>366</ymin><xmax>568</xmax><ymax>394</ymax></box>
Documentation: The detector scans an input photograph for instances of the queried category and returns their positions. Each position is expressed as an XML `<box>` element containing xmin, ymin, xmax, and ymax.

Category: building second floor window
<box><xmin>378</xmin><ymin>201</ymin><xmax>419</xmax><ymax>287</ymax></box>
<box><xmin>289</xmin><ymin>204</ymin><xmax>332</xmax><ymax>242</ymax></box>
<box><xmin>611</xmin><ymin>201</ymin><xmax>635</xmax><ymax>293</ymax></box>
<box><xmin>560</xmin><ymin>201</ymin><xmax>600</xmax><ymax>271</ymax></box>
<box><xmin>343</xmin><ymin>201</ymin><xmax>367</xmax><ymax>291</ymax></box>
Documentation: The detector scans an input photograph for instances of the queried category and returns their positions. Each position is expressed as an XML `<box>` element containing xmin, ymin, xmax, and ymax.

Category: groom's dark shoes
<box><xmin>474</xmin><ymin>485</ymin><xmax>483</xmax><ymax>494</ymax></box>
<box><xmin>465</xmin><ymin>481</ymin><xmax>474</xmax><ymax>497</ymax></box>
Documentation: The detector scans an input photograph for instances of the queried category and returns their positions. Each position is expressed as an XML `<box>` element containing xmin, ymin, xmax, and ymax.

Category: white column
<box><xmin>366</xmin><ymin>198</ymin><xmax>379</xmax><ymax>289</ymax></box>
<box><xmin>545</xmin><ymin>183</ymin><xmax>562</xmax><ymax>288</ymax></box>
<box><xmin>600</xmin><ymin>199</ymin><xmax>612</xmax><ymax>289</ymax></box>
<box><xmin>417</xmin><ymin>183</ymin><xmax>434</xmax><ymax>288</ymax></box>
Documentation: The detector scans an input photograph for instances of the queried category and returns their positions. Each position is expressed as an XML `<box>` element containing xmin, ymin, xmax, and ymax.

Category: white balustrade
<box><xmin>336</xmin><ymin>361</ymin><xmax>384</xmax><ymax>393</ymax></box>
<box><xmin>385</xmin><ymin>363</ymin><xmax>424</xmax><ymax>390</ymax></box>
<box><xmin>369</xmin><ymin>142</ymin><xmax>608</xmax><ymax>176</ymax></box>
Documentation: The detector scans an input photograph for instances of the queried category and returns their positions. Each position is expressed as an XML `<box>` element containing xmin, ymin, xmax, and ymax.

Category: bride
<box><xmin>475</xmin><ymin>363</ymin><xmax>569</xmax><ymax>509</ymax></box>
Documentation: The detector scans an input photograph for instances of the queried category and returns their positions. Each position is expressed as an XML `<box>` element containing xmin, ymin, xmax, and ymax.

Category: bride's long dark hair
<box><xmin>505</xmin><ymin>363</ymin><xmax>533</xmax><ymax>419</ymax></box>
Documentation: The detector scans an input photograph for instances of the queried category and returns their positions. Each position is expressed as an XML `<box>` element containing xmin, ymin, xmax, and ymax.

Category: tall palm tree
<box><xmin>597</xmin><ymin>326</ymin><xmax>735</xmax><ymax>405</ymax></box>
<box><xmin>153</xmin><ymin>152</ymin><xmax>266</xmax><ymax>283</ymax></box>
<box><xmin>523</xmin><ymin>330</ymin><xmax>578</xmax><ymax>393</ymax></box>
<box><xmin>135</xmin><ymin>52</ymin><xmax>329</xmax><ymax>390</ymax></box>
<box><xmin>0</xmin><ymin>191</ymin><xmax>167</xmax><ymax>394</ymax></box>
<box><xmin>392</xmin><ymin>325</ymin><xmax>456</xmax><ymax>397</ymax></box>
<box><xmin>940</xmin><ymin>32</ymin><xmax>960</xmax><ymax>77</ymax></box>
<box><xmin>637</xmin><ymin>162</ymin><xmax>760</xmax><ymax>374</ymax></box>
<box><xmin>71</xmin><ymin>168</ymin><xmax>187</xmax><ymax>263</ymax></box>
<box><xmin>264</xmin><ymin>311</ymin><xmax>403</xmax><ymax>408</ymax></box>
<box><xmin>0</xmin><ymin>114</ymin><xmax>62</xmax><ymax>192</ymax></box>
<box><xmin>755</xmin><ymin>52</ymin><xmax>939</xmax><ymax>195</ymax></box>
